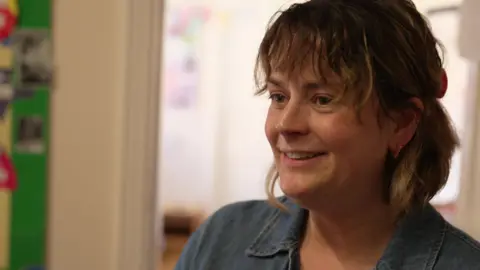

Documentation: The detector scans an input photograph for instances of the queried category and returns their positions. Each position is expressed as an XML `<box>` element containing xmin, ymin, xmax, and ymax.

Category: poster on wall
<box><xmin>163</xmin><ymin>6</ymin><xmax>210</xmax><ymax>109</ymax></box>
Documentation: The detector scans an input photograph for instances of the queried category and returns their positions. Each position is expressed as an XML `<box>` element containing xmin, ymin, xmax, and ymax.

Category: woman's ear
<box><xmin>388</xmin><ymin>97</ymin><xmax>423</xmax><ymax>155</ymax></box>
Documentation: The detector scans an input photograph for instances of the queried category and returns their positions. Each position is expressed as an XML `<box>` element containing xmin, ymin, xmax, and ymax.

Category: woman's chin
<box><xmin>278</xmin><ymin>174</ymin><xmax>321</xmax><ymax>199</ymax></box>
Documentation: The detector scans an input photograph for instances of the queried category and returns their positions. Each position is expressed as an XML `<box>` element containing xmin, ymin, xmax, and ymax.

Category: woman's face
<box><xmin>265</xmin><ymin>70</ymin><xmax>397</xmax><ymax>202</ymax></box>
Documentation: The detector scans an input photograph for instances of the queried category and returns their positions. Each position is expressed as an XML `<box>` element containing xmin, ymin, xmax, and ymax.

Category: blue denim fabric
<box><xmin>174</xmin><ymin>197</ymin><xmax>480</xmax><ymax>270</ymax></box>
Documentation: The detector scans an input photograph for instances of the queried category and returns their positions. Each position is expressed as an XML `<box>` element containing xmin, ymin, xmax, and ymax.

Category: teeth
<box><xmin>285</xmin><ymin>152</ymin><xmax>321</xmax><ymax>160</ymax></box>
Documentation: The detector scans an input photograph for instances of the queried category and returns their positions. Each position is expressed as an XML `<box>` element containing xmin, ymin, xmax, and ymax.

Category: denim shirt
<box><xmin>174</xmin><ymin>197</ymin><xmax>480</xmax><ymax>270</ymax></box>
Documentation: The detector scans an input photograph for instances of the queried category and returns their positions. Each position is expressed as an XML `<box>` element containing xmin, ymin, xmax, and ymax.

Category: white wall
<box><xmin>215</xmin><ymin>7</ymin><xmax>275</xmax><ymax>207</ymax></box>
<box><xmin>428</xmin><ymin>5</ymin><xmax>470</xmax><ymax>204</ymax></box>
<box><xmin>415</xmin><ymin>0</ymin><xmax>463</xmax><ymax>11</ymax></box>
<box><xmin>158</xmin><ymin>2</ymin><xmax>277</xmax><ymax>212</ymax></box>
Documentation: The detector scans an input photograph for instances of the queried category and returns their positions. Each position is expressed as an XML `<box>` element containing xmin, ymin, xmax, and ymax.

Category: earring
<box><xmin>393</xmin><ymin>144</ymin><xmax>404</xmax><ymax>158</ymax></box>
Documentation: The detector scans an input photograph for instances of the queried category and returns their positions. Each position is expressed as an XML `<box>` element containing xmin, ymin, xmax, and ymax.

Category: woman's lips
<box><xmin>280</xmin><ymin>152</ymin><xmax>328</xmax><ymax>167</ymax></box>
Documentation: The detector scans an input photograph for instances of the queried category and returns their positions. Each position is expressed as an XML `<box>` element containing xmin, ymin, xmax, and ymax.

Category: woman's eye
<box><xmin>269</xmin><ymin>93</ymin><xmax>287</xmax><ymax>104</ymax></box>
<box><xmin>313</xmin><ymin>95</ymin><xmax>333</xmax><ymax>106</ymax></box>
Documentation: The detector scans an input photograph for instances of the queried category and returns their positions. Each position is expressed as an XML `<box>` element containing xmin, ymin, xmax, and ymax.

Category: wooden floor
<box><xmin>160</xmin><ymin>208</ymin><xmax>205</xmax><ymax>270</ymax></box>
<box><xmin>162</xmin><ymin>251</ymin><xmax>181</xmax><ymax>270</ymax></box>
<box><xmin>160</xmin><ymin>235</ymin><xmax>188</xmax><ymax>270</ymax></box>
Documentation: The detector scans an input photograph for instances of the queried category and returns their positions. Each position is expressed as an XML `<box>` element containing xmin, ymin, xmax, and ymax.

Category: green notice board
<box><xmin>5</xmin><ymin>0</ymin><xmax>51</xmax><ymax>269</ymax></box>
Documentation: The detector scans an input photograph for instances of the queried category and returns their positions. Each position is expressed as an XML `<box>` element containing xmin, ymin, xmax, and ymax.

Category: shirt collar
<box><xmin>245</xmin><ymin>197</ymin><xmax>446</xmax><ymax>270</ymax></box>
<box><xmin>245</xmin><ymin>197</ymin><xmax>306</xmax><ymax>257</ymax></box>
<box><xmin>376</xmin><ymin>204</ymin><xmax>447</xmax><ymax>270</ymax></box>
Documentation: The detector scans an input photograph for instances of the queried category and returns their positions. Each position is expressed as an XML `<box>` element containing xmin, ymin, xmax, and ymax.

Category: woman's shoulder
<box><xmin>173</xmin><ymin>197</ymin><xmax>293</xmax><ymax>270</ymax></box>
<box><xmin>387</xmin><ymin>205</ymin><xmax>480</xmax><ymax>269</ymax></box>
<box><xmin>435</xmin><ymin>223</ymin><xmax>480</xmax><ymax>269</ymax></box>
<box><xmin>200</xmin><ymin>197</ymin><xmax>286</xmax><ymax>235</ymax></box>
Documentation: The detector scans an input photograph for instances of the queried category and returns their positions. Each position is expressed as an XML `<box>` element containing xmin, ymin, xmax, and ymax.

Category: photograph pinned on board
<box><xmin>15</xmin><ymin>115</ymin><xmax>45</xmax><ymax>154</ymax></box>
<box><xmin>10</xmin><ymin>29</ymin><xmax>53</xmax><ymax>89</ymax></box>
<box><xmin>0</xmin><ymin>69</ymin><xmax>13</xmax><ymax>101</ymax></box>
<box><xmin>0</xmin><ymin>68</ymin><xmax>12</xmax><ymax>84</ymax></box>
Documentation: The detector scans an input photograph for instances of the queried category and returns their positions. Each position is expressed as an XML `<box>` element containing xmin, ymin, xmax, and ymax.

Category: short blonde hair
<box><xmin>255</xmin><ymin>0</ymin><xmax>459</xmax><ymax>214</ymax></box>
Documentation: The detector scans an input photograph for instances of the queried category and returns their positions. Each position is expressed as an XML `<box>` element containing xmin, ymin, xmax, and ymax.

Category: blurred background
<box><xmin>158</xmin><ymin>0</ymin><xmax>467</xmax><ymax>215</ymax></box>
<box><xmin>0</xmin><ymin>0</ymin><xmax>479</xmax><ymax>269</ymax></box>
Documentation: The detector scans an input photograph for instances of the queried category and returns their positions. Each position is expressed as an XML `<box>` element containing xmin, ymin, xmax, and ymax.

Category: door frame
<box><xmin>117</xmin><ymin>0</ymin><xmax>164</xmax><ymax>268</ymax></box>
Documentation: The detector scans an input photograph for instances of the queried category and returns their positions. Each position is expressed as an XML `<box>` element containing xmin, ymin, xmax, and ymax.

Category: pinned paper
<box><xmin>0</xmin><ymin>68</ymin><xmax>12</xmax><ymax>84</ymax></box>
<box><xmin>0</xmin><ymin>84</ymin><xmax>12</xmax><ymax>100</ymax></box>
<box><xmin>7</xmin><ymin>0</ymin><xmax>17</xmax><ymax>17</ymax></box>
<box><xmin>11</xmin><ymin>30</ymin><xmax>53</xmax><ymax>88</ymax></box>
<box><xmin>0</xmin><ymin>105</ymin><xmax>11</xmax><ymax>150</ymax></box>
<box><xmin>0</xmin><ymin>46</ymin><xmax>12</xmax><ymax>68</ymax></box>
<box><xmin>0</xmin><ymin>7</ymin><xmax>16</xmax><ymax>41</ymax></box>
<box><xmin>0</xmin><ymin>0</ymin><xmax>17</xmax><ymax>16</ymax></box>
<box><xmin>15</xmin><ymin>116</ymin><xmax>45</xmax><ymax>154</ymax></box>
<box><xmin>0</xmin><ymin>149</ymin><xmax>16</xmax><ymax>190</ymax></box>
<box><xmin>0</xmin><ymin>68</ymin><xmax>14</xmax><ymax>119</ymax></box>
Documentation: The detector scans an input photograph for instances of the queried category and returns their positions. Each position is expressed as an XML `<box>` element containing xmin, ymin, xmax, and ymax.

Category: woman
<box><xmin>175</xmin><ymin>1</ymin><xmax>480</xmax><ymax>269</ymax></box>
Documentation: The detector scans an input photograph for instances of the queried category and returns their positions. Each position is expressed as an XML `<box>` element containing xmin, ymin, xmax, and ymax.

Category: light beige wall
<box><xmin>48</xmin><ymin>0</ymin><xmax>128</xmax><ymax>268</ymax></box>
<box><xmin>415</xmin><ymin>0</ymin><xmax>462</xmax><ymax>11</ymax></box>
<box><xmin>456</xmin><ymin>65</ymin><xmax>480</xmax><ymax>239</ymax></box>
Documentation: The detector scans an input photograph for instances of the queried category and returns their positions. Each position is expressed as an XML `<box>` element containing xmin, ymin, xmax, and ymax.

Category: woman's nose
<box><xmin>277</xmin><ymin>103</ymin><xmax>309</xmax><ymax>136</ymax></box>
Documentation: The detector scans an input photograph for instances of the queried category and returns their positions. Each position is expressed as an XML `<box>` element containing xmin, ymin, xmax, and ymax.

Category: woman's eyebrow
<box><xmin>266</xmin><ymin>77</ymin><xmax>284</xmax><ymax>88</ymax></box>
<box><xmin>301</xmin><ymin>81</ymin><xmax>325</xmax><ymax>91</ymax></box>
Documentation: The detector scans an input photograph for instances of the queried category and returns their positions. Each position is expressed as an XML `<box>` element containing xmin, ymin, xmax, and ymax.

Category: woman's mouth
<box><xmin>284</xmin><ymin>151</ymin><xmax>327</xmax><ymax>160</ymax></box>
<box><xmin>281</xmin><ymin>151</ymin><xmax>329</xmax><ymax>167</ymax></box>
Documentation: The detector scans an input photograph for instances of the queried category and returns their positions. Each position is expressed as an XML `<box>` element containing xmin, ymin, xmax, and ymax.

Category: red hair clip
<box><xmin>437</xmin><ymin>69</ymin><xmax>448</xmax><ymax>99</ymax></box>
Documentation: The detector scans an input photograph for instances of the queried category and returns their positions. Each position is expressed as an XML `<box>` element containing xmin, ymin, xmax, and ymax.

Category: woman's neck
<box><xmin>300</xmin><ymin>195</ymin><xmax>397</xmax><ymax>269</ymax></box>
